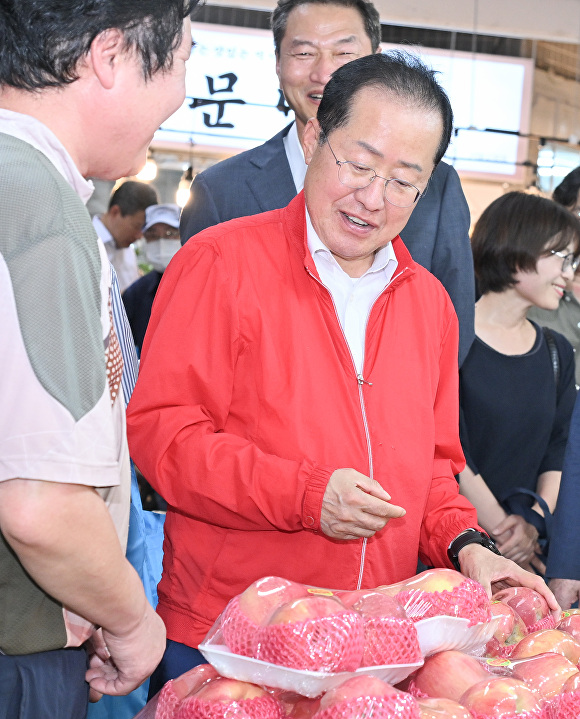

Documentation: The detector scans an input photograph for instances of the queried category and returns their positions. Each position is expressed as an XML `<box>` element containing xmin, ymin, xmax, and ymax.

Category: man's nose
<box><xmin>355</xmin><ymin>177</ymin><xmax>386</xmax><ymax>211</ymax></box>
<box><xmin>309</xmin><ymin>53</ymin><xmax>336</xmax><ymax>86</ymax></box>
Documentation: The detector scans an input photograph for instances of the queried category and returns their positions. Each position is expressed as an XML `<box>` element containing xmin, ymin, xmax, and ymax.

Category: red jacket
<box><xmin>127</xmin><ymin>193</ymin><xmax>479</xmax><ymax>648</ymax></box>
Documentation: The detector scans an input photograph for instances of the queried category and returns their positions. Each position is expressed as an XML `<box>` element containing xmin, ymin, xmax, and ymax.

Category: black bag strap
<box><xmin>501</xmin><ymin>487</ymin><xmax>554</xmax><ymax>540</ymax></box>
<box><xmin>542</xmin><ymin>326</ymin><xmax>560</xmax><ymax>388</ymax></box>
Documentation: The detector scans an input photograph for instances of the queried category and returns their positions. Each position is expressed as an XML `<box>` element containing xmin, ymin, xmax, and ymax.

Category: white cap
<box><xmin>143</xmin><ymin>203</ymin><xmax>181</xmax><ymax>232</ymax></box>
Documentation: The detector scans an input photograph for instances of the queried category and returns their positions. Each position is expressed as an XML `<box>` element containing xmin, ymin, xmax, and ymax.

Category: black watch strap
<box><xmin>447</xmin><ymin>528</ymin><xmax>502</xmax><ymax>571</ymax></box>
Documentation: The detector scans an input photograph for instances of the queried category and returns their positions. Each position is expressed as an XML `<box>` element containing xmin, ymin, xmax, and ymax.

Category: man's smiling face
<box><xmin>303</xmin><ymin>86</ymin><xmax>442</xmax><ymax>278</ymax></box>
<box><xmin>275</xmin><ymin>3</ymin><xmax>374</xmax><ymax>138</ymax></box>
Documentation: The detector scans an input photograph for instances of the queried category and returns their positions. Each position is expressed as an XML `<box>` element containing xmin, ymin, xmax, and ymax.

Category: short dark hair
<box><xmin>472</xmin><ymin>191</ymin><xmax>580</xmax><ymax>295</ymax></box>
<box><xmin>553</xmin><ymin>166</ymin><xmax>580</xmax><ymax>208</ymax></box>
<box><xmin>0</xmin><ymin>0</ymin><xmax>198</xmax><ymax>91</ymax></box>
<box><xmin>271</xmin><ymin>0</ymin><xmax>381</xmax><ymax>55</ymax></box>
<box><xmin>317</xmin><ymin>51</ymin><xmax>453</xmax><ymax>167</ymax></box>
<box><xmin>108</xmin><ymin>181</ymin><xmax>158</xmax><ymax>216</ymax></box>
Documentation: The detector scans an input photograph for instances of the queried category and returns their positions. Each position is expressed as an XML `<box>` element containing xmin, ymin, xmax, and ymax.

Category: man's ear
<box><xmin>88</xmin><ymin>28</ymin><xmax>126</xmax><ymax>90</ymax></box>
<box><xmin>302</xmin><ymin>118</ymin><xmax>321</xmax><ymax>165</ymax></box>
<box><xmin>108</xmin><ymin>204</ymin><xmax>122</xmax><ymax>220</ymax></box>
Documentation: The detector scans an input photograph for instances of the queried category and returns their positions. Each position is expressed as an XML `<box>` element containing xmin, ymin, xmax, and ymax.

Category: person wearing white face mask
<box><xmin>123</xmin><ymin>203</ymin><xmax>181</xmax><ymax>356</ymax></box>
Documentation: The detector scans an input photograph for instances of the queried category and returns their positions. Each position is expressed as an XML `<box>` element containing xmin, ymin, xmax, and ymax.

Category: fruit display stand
<box><xmin>133</xmin><ymin>571</ymin><xmax>578</xmax><ymax>719</ymax></box>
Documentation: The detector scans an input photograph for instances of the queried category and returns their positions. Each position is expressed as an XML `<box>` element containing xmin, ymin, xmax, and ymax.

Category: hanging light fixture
<box><xmin>176</xmin><ymin>165</ymin><xmax>194</xmax><ymax>208</ymax></box>
<box><xmin>136</xmin><ymin>153</ymin><xmax>158</xmax><ymax>182</ymax></box>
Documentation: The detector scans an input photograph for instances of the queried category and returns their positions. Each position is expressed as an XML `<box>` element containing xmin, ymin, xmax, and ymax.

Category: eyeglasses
<box><xmin>323</xmin><ymin>135</ymin><xmax>424</xmax><ymax>208</ymax></box>
<box><xmin>144</xmin><ymin>228</ymin><xmax>180</xmax><ymax>241</ymax></box>
<box><xmin>550</xmin><ymin>249</ymin><xmax>580</xmax><ymax>272</ymax></box>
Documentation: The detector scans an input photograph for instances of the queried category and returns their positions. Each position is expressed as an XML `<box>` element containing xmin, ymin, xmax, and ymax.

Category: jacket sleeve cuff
<box><xmin>302</xmin><ymin>464</ymin><xmax>335</xmax><ymax>532</ymax></box>
<box><xmin>423</xmin><ymin>515</ymin><xmax>485</xmax><ymax>569</ymax></box>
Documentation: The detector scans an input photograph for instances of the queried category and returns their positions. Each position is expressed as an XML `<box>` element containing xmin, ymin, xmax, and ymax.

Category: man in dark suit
<box><xmin>180</xmin><ymin>0</ymin><xmax>475</xmax><ymax>364</ymax></box>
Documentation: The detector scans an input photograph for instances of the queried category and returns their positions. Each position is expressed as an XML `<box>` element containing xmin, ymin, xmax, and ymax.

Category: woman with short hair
<box><xmin>459</xmin><ymin>191</ymin><xmax>580</xmax><ymax>574</ymax></box>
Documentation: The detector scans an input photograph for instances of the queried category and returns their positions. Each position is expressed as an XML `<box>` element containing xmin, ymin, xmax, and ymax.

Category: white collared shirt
<box><xmin>283</xmin><ymin>122</ymin><xmax>307</xmax><ymax>193</ymax></box>
<box><xmin>92</xmin><ymin>215</ymin><xmax>140</xmax><ymax>293</ymax></box>
<box><xmin>306</xmin><ymin>210</ymin><xmax>398</xmax><ymax>374</ymax></box>
<box><xmin>0</xmin><ymin>109</ymin><xmax>94</xmax><ymax>205</ymax></box>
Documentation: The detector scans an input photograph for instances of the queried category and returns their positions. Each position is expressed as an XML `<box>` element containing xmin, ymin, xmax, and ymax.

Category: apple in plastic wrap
<box><xmin>459</xmin><ymin>677</ymin><xmax>543</xmax><ymax>718</ymax></box>
<box><xmin>485</xmin><ymin>601</ymin><xmax>528</xmax><ymax>658</ymax></box>
<box><xmin>557</xmin><ymin>611</ymin><xmax>580</xmax><ymax>644</ymax></box>
<box><xmin>510</xmin><ymin>628</ymin><xmax>580</xmax><ymax>664</ymax></box>
<box><xmin>416</xmin><ymin>696</ymin><xmax>474</xmax><ymax>719</ymax></box>
<box><xmin>339</xmin><ymin>589</ymin><xmax>422</xmax><ymax>666</ymax></box>
<box><xmin>154</xmin><ymin>664</ymin><xmax>220</xmax><ymax>717</ymax></box>
<box><xmin>410</xmin><ymin>650</ymin><xmax>489</xmax><ymax>702</ymax></box>
<box><xmin>381</xmin><ymin>568</ymin><xmax>491</xmax><ymax>625</ymax></box>
<box><xmin>178</xmin><ymin>677</ymin><xmax>284</xmax><ymax>718</ymax></box>
<box><xmin>492</xmin><ymin>587</ymin><xmax>555</xmax><ymax>634</ymax></box>
<box><xmin>551</xmin><ymin>672</ymin><xmax>580</xmax><ymax>719</ymax></box>
<box><xmin>256</xmin><ymin>594</ymin><xmax>364</xmax><ymax>672</ymax></box>
<box><xmin>221</xmin><ymin>576</ymin><xmax>308</xmax><ymax>657</ymax></box>
<box><xmin>313</xmin><ymin>676</ymin><xmax>420</xmax><ymax>719</ymax></box>
<box><xmin>510</xmin><ymin>652</ymin><xmax>579</xmax><ymax>700</ymax></box>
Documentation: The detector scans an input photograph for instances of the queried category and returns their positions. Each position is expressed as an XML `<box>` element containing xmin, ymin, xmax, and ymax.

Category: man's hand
<box><xmin>492</xmin><ymin>515</ymin><xmax>538</xmax><ymax>565</ymax></box>
<box><xmin>457</xmin><ymin>543</ymin><xmax>560</xmax><ymax>620</ymax></box>
<box><xmin>320</xmin><ymin>468</ymin><xmax>405</xmax><ymax>540</ymax></box>
<box><xmin>85</xmin><ymin>602</ymin><xmax>166</xmax><ymax>697</ymax></box>
<box><xmin>549</xmin><ymin>578</ymin><xmax>580</xmax><ymax>610</ymax></box>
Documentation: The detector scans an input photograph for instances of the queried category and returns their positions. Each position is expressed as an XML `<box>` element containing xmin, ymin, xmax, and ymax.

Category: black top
<box><xmin>122</xmin><ymin>270</ymin><xmax>163</xmax><ymax>356</ymax></box>
<box><xmin>460</xmin><ymin>322</ymin><xmax>576</xmax><ymax>504</ymax></box>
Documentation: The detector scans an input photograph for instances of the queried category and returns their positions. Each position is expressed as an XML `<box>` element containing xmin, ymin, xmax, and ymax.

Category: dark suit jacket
<box><xmin>180</xmin><ymin>124</ymin><xmax>475</xmax><ymax>364</ymax></box>
<box><xmin>546</xmin><ymin>390</ymin><xmax>580</xmax><ymax>581</ymax></box>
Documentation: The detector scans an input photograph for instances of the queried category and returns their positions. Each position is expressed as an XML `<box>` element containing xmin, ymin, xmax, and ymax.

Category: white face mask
<box><xmin>145</xmin><ymin>239</ymin><xmax>181</xmax><ymax>273</ymax></box>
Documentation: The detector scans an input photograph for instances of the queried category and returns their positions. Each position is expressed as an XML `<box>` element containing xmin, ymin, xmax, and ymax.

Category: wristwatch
<box><xmin>447</xmin><ymin>528</ymin><xmax>502</xmax><ymax>571</ymax></box>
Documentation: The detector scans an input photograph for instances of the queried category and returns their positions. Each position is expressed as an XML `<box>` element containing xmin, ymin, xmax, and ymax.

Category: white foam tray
<box><xmin>198</xmin><ymin>641</ymin><xmax>423</xmax><ymax>698</ymax></box>
<box><xmin>415</xmin><ymin>614</ymin><xmax>501</xmax><ymax>657</ymax></box>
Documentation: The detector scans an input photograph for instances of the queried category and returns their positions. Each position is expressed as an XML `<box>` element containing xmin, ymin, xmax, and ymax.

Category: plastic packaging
<box><xmin>557</xmin><ymin>610</ymin><xmax>580</xmax><ymax>644</ymax></box>
<box><xmin>381</xmin><ymin>569</ymin><xmax>492</xmax><ymax>627</ymax></box>
<box><xmin>415</xmin><ymin>615</ymin><xmax>500</xmax><ymax>657</ymax></box>
<box><xmin>483</xmin><ymin>601</ymin><xmax>528</xmax><ymax>658</ymax></box>
<box><xmin>509</xmin><ymin>628</ymin><xmax>580</xmax><ymax>664</ymax></box>
<box><xmin>312</xmin><ymin>676</ymin><xmax>421</xmax><ymax>719</ymax></box>
<box><xmin>492</xmin><ymin>587</ymin><xmax>556</xmax><ymax>635</ymax></box>
<box><xmin>416</xmin><ymin>696</ymin><xmax>474</xmax><ymax>719</ymax></box>
<box><xmin>459</xmin><ymin>676</ymin><xmax>545</xmax><ymax>718</ymax></box>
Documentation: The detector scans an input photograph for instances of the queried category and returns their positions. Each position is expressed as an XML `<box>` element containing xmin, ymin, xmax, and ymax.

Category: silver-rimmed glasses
<box><xmin>550</xmin><ymin>249</ymin><xmax>580</xmax><ymax>273</ymax></box>
<box><xmin>323</xmin><ymin>135</ymin><xmax>424</xmax><ymax>208</ymax></box>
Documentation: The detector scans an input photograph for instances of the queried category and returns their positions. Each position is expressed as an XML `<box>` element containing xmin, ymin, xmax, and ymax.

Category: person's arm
<box><xmin>458</xmin><ymin>466</ymin><xmax>539</xmax><ymax>566</ymax></box>
<box><xmin>534</xmin><ymin>470</ymin><xmax>561</xmax><ymax>515</ymax></box>
<box><xmin>179</xmin><ymin>173</ymin><xmax>222</xmax><ymax>245</ymax></box>
<box><xmin>0</xmin><ymin>478</ymin><xmax>165</xmax><ymax>696</ymax></box>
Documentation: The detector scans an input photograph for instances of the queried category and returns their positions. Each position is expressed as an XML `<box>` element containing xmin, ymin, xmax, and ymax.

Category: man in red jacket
<box><xmin>127</xmin><ymin>52</ymin><xmax>558</xmax><ymax>691</ymax></box>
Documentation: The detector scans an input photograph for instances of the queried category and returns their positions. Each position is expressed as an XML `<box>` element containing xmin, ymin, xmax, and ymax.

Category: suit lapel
<box><xmin>246</xmin><ymin>124</ymin><xmax>298</xmax><ymax>213</ymax></box>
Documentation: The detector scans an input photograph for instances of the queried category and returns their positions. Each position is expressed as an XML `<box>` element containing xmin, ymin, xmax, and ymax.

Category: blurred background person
<box><xmin>123</xmin><ymin>204</ymin><xmax>181</xmax><ymax>357</ymax></box>
<box><xmin>459</xmin><ymin>191</ymin><xmax>580</xmax><ymax>576</ymax></box>
<box><xmin>529</xmin><ymin>166</ymin><xmax>580</xmax><ymax>386</ymax></box>
<box><xmin>93</xmin><ymin>180</ymin><xmax>158</xmax><ymax>292</ymax></box>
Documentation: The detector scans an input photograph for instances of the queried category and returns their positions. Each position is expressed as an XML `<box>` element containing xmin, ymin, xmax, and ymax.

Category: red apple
<box><xmin>558</xmin><ymin>611</ymin><xmax>580</xmax><ymax>644</ymax></box>
<box><xmin>393</xmin><ymin>569</ymin><xmax>491</xmax><ymax>624</ymax></box>
<box><xmin>416</xmin><ymin>696</ymin><xmax>474</xmax><ymax>719</ymax></box>
<box><xmin>510</xmin><ymin>628</ymin><xmax>580</xmax><ymax>664</ymax></box>
<box><xmin>171</xmin><ymin>663</ymin><xmax>220</xmax><ymax>700</ymax></box>
<box><xmin>459</xmin><ymin>677</ymin><xmax>542</xmax><ymax>717</ymax></box>
<box><xmin>315</xmin><ymin>676</ymin><xmax>420</xmax><ymax>719</ymax></box>
<box><xmin>511</xmin><ymin>652</ymin><xmax>579</xmax><ymax>700</ymax></box>
<box><xmin>181</xmin><ymin>677</ymin><xmax>284</xmax><ymax>719</ymax></box>
<box><xmin>411</xmin><ymin>650</ymin><xmax>489</xmax><ymax>702</ymax></box>
<box><xmin>221</xmin><ymin>576</ymin><xmax>307</xmax><ymax>656</ymax></box>
<box><xmin>256</xmin><ymin>595</ymin><xmax>364</xmax><ymax>671</ymax></box>
<box><xmin>484</xmin><ymin>601</ymin><xmax>528</xmax><ymax>658</ymax></box>
<box><xmin>492</xmin><ymin>587</ymin><xmax>556</xmax><ymax>633</ymax></box>
<box><xmin>339</xmin><ymin>589</ymin><xmax>421</xmax><ymax>666</ymax></box>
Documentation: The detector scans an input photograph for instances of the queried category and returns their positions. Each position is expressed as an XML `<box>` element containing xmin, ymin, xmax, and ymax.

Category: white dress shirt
<box><xmin>306</xmin><ymin>210</ymin><xmax>398</xmax><ymax>374</ymax></box>
<box><xmin>283</xmin><ymin>122</ymin><xmax>307</xmax><ymax>193</ymax></box>
<box><xmin>92</xmin><ymin>215</ymin><xmax>140</xmax><ymax>293</ymax></box>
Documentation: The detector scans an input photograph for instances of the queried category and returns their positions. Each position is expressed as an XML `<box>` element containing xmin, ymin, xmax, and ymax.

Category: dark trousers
<box><xmin>147</xmin><ymin>639</ymin><xmax>206</xmax><ymax>700</ymax></box>
<box><xmin>0</xmin><ymin>645</ymin><xmax>89</xmax><ymax>719</ymax></box>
